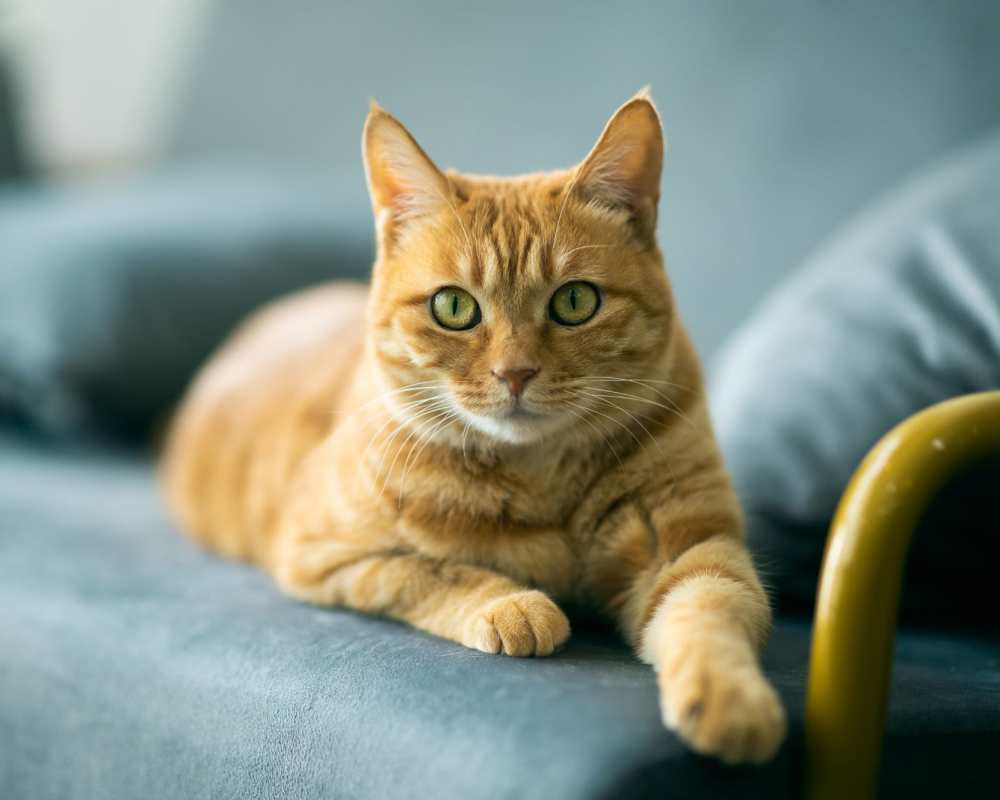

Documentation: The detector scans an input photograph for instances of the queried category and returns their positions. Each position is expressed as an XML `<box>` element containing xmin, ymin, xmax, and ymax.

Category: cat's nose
<box><xmin>491</xmin><ymin>367</ymin><xmax>539</xmax><ymax>398</ymax></box>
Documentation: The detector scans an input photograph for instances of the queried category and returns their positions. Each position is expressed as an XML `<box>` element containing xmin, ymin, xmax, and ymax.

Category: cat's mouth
<box><xmin>451</xmin><ymin>395</ymin><xmax>567</xmax><ymax>445</ymax></box>
<box><xmin>502</xmin><ymin>402</ymin><xmax>542</xmax><ymax>421</ymax></box>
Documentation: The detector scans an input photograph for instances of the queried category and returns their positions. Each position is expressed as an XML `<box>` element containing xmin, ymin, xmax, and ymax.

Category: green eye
<box><xmin>431</xmin><ymin>287</ymin><xmax>481</xmax><ymax>330</ymax></box>
<box><xmin>549</xmin><ymin>281</ymin><xmax>601</xmax><ymax>326</ymax></box>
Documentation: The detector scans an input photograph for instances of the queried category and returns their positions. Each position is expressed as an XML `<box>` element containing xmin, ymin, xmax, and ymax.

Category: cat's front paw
<box><xmin>463</xmin><ymin>590</ymin><xmax>570</xmax><ymax>657</ymax></box>
<box><xmin>659</xmin><ymin>654</ymin><xmax>786</xmax><ymax>765</ymax></box>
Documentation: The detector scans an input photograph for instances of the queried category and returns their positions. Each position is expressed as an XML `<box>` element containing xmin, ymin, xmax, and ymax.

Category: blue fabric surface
<box><xmin>0</xmin><ymin>437</ymin><xmax>789</xmax><ymax>800</ymax></box>
<box><xmin>1</xmin><ymin>437</ymin><xmax>998</xmax><ymax>799</ymax></box>
<box><xmin>0</xmin><ymin>164</ymin><xmax>372</xmax><ymax>438</ymax></box>
<box><xmin>710</xmin><ymin>133</ymin><xmax>1000</xmax><ymax>614</ymax></box>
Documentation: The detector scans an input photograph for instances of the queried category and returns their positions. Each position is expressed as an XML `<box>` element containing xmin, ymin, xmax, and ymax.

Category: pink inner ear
<box><xmin>577</xmin><ymin>100</ymin><xmax>663</xmax><ymax>211</ymax></box>
<box><xmin>365</xmin><ymin>114</ymin><xmax>450</xmax><ymax>222</ymax></box>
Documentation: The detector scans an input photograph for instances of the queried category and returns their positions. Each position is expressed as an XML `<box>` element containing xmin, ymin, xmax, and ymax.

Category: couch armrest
<box><xmin>803</xmin><ymin>391</ymin><xmax>1000</xmax><ymax>800</ymax></box>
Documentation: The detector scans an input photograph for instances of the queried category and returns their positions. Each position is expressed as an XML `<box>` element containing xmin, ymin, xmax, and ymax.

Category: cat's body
<box><xmin>161</xmin><ymin>93</ymin><xmax>786</xmax><ymax>764</ymax></box>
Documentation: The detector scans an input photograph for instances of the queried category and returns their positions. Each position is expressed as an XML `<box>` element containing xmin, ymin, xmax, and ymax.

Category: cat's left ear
<box><xmin>573</xmin><ymin>89</ymin><xmax>664</xmax><ymax>238</ymax></box>
<box><xmin>363</xmin><ymin>102</ymin><xmax>453</xmax><ymax>252</ymax></box>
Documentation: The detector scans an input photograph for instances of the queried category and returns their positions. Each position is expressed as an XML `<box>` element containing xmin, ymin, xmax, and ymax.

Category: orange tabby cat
<box><xmin>161</xmin><ymin>91</ymin><xmax>786</xmax><ymax>764</ymax></box>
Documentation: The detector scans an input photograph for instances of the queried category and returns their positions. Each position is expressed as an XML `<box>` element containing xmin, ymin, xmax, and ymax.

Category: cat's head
<box><xmin>363</xmin><ymin>92</ymin><xmax>676</xmax><ymax>447</ymax></box>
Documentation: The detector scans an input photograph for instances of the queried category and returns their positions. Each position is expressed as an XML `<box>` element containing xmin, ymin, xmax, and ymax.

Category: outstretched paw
<box><xmin>659</xmin><ymin>654</ymin><xmax>786</xmax><ymax>765</ymax></box>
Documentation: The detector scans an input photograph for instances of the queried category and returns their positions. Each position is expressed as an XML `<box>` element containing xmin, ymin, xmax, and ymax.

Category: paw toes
<box><xmin>493</xmin><ymin>602</ymin><xmax>536</xmax><ymax>656</ymax></box>
<box><xmin>466</xmin><ymin>591</ymin><xmax>569</xmax><ymax>658</ymax></box>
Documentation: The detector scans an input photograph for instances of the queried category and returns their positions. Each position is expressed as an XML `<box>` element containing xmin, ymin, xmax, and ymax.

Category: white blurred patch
<box><xmin>0</xmin><ymin>0</ymin><xmax>209</xmax><ymax>175</ymax></box>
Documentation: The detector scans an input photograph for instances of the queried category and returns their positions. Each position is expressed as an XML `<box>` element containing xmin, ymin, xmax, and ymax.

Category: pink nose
<box><xmin>492</xmin><ymin>367</ymin><xmax>539</xmax><ymax>398</ymax></box>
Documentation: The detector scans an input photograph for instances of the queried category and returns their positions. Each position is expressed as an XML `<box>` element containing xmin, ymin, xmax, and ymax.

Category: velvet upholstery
<box><xmin>0</xmin><ymin>164</ymin><xmax>371</xmax><ymax>438</ymax></box>
<box><xmin>1</xmin><ymin>436</ymin><xmax>997</xmax><ymax>799</ymax></box>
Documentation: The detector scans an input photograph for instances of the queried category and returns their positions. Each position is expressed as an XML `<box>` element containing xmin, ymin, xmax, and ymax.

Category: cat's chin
<box><xmin>455</xmin><ymin>406</ymin><xmax>570</xmax><ymax>447</ymax></box>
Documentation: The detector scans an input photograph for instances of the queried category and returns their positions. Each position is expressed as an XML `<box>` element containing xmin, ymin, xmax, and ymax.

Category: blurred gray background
<box><xmin>4</xmin><ymin>0</ymin><xmax>1000</xmax><ymax>358</ymax></box>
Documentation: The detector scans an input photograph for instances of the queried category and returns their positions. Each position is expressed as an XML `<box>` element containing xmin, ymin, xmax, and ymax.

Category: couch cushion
<box><xmin>710</xmin><ymin>132</ymin><xmax>1000</xmax><ymax>619</ymax></box>
<box><xmin>1</xmin><ymin>437</ymin><xmax>998</xmax><ymax>799</ymax></box>
<box><xmin>0</xmin><ymin>163</ymin><xmax>372</xmax><ymax>440</ymax></box>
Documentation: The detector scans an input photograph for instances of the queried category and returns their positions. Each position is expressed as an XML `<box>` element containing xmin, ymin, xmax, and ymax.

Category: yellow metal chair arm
<box><xmin>803</xmin><ymin>391</ymin><xmax>1000</xmax><ymax>800</ymax></box>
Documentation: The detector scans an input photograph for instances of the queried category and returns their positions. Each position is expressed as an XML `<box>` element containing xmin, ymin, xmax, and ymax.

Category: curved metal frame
<box><xmin>803</xmin><ymin>391</ymin><xmax>1000</xmax><ymax>800</ymax></box>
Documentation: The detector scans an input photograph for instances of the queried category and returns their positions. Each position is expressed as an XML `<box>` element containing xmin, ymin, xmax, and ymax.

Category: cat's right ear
<box><xmin>363</xmin><ymin>102</ymin><xmax>452</xmax><ymax>252</ymax></box>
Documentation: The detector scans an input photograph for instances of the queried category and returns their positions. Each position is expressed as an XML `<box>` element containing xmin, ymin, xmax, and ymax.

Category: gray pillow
<box><xmin>0</xmin><ymin>163</ymin><xmax>373</xmax><ymax>439</ymax></box>
<box><xmin>710</xmin><ymin>132</ymin><xmax>1000</xmax><ymax>619</ymax></box>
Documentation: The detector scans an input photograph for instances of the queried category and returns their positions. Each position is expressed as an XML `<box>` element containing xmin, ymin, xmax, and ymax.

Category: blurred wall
<box><xmin>170</xmin><ymin>1</ymin><xmax>1000</xmax><ymax>358</ymax></box>
<box><xmin>2</xmin><ymin>1</ymin><xmax>999</xmax><ymax>357</ymax></box>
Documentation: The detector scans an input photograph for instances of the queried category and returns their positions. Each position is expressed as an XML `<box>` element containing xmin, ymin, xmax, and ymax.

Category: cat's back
<box><xmin>160</xmin><ymin>282</ymin><xmax>369</xmax><ymax>561</ymax></box>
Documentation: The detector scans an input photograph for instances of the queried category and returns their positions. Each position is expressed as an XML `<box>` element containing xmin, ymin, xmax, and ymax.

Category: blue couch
<box><xmin>2</xmin><ymin>433</ymin><xmax>997</xmax><ymax>799</ymax></box>
<box><xmin>3</xmin><ymin>4</ymin><xmax>1000</xmax><ymax>798</ymax></box>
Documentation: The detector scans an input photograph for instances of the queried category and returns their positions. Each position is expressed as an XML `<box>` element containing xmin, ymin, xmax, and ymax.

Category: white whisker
<box><xmin>337</xmin><ymin>379</ymin><xmax>439</xmax><ymax>423</ymax></box>
<box><xmin>574</xmin><ymin>376</ymin><xmax>692</xmax><ymax>392</ymax></box>
<box><xmin>398</xmin><ymin>411</ymin><xmax>457</xmax><ymax>506</ymax></box>
<box><xmin>581</xmin><ymin>385</ymin><xmax>695</xmax><ymax>430</ymax></box>
<box><xmin>359</xmin><ymin>393</ymin><xmax>451</xmax><ymax>474</ymax></box>
<box><xmin>559</xmin><ymin>242</ymin><xmax>613</xmax><ymax>261</ymax></box>
<box><xmin>577</xmin><ymin>390</ymin><xmax>665</xmax><ymax>459</ymax></box>
<box><xmin>433</xmin><ymin>186</ymin><xmax>475</xmax><ymax>261</ymax></box>
<box><xmin>369</xmin><ymin>401</ymin><xmax>453</xmax><ymax>497</ymax></box>
<box><xmin>551</xmin><ymin>168</ymin><xmax>585</xmax><ymax>256</ymax></box>
<box><xmin>460</xmin><ymin>422</ymin><xmax>472</xmax><ymax>461</ymax></box>
<box><xmin>568</xmin><ymin>397</ymin><xmax>645</xmax><ymax>453</ymax></box>
<box><xmin>566</xmin><ymin>376</ymin><xmax>696</xmax><ymax>429</ymax></box>
<box><xmin>563</xmin><ymin>401</ymin><xmax>623</xmax><ymax>467</ymax></box>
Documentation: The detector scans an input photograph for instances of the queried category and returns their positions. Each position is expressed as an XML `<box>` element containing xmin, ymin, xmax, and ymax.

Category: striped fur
<box><xmin>160</xmin><ymin>93</ymin><xmax>785</xmax><ymax>764</ymax></box>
